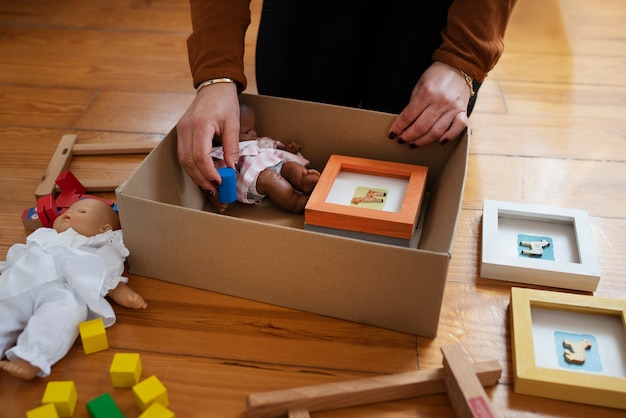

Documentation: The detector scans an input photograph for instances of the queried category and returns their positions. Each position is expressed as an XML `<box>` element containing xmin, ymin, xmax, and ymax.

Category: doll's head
<box><xmin>52</xmin><ymin>199</ymin><xmax>121</xmax><ymax>237</ymax></box>
<box><xmin>239</xmin><ymin>102</ymin><xmax>258</xmax><ymax>142</ymax></box>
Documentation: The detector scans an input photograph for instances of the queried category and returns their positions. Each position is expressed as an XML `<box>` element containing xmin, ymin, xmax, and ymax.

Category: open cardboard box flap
<box><xmin>117</xmin><ymin>94</ymin><xmax>468</xmax><ymax>336</ymax></box>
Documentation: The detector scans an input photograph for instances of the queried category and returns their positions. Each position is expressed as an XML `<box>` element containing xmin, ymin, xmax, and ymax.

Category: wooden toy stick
<box><xmin>36</xmin><ymin>134</ymin><xmax>77</xmax><ymax>198</ymax></box>
<box><xmin>246</xmin><ymin>359</ymin><xmax>502</xmax><ymax>418</ymax></box>
<box><xmin>67</xmin><ymin>179</ymin><xmax>125</xmax><ymax>193</ymax></box>
<box><xmin>72</xmin><ymin>142</ymin><xmax>158</xmax><ymax>155</ymax></box>
<box><xmin>442</xmin><ymin>344</ymin><xmax>498</xmax><ymax>418</ymax></box>
<box><xmin>35</xmin><ymin>135</ymin><xmax>158</xmax><ymax>197</ymax></box>
<box><xmin>287</xmin><ymin>408</ymin><xmax>310</xmax><ymax>418</ymax></box>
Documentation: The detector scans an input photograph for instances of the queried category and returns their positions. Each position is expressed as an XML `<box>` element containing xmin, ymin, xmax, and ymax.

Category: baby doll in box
<box><xmin>209</xmin><ymin>101</ymin><xmax>321</xmax><ymax>214</ymax></box>
<box><xmin>0</xmin><ymin>198</ymin><xmax>146</xmax><ymax>380</ymax></box>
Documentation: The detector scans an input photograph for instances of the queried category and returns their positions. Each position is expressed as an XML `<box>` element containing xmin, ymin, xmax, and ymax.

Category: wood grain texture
<box><xmin>1</xmin><ymin>0</ymin><xmax>625</xmax><ymax>417</ymax></box>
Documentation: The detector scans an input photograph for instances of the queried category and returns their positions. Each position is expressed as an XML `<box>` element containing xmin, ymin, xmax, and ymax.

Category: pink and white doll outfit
<box><xmin>0</xmin><ymin>227</ymin><xmax>129</xmax><ymax>377</ymax></box>
<box><xmin>211</xmin><ymin>137</ymin><xmax>310</xmax><ymax>204</ymax></box>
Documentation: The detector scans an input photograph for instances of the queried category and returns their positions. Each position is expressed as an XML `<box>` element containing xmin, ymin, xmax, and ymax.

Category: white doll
<box><xmin>0</xmin><ymin>199</ymin><xmax>146</xmax><ymax>380</ymax></box>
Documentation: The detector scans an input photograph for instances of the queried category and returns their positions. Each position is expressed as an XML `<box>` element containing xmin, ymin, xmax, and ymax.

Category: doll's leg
<box><xmin>3</xmin><ymin>284</ymin><xmax>87</xmax><ymax>379</ymax></box>
<box><xmin>279</xmin><ymin>162</ymin><xmax>321</xmax><ymax>194</ymax></box>
<box><xmin>256</xmin><ymin>168</ymin><xmax>310</xmax><ymax>213</ymax></box>
<box><xmin>0</xmin><ymin>293</ymin><xmax>29</xmax><ymax>360</ymax></box>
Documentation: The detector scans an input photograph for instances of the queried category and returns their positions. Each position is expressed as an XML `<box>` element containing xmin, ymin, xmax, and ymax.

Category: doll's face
<box><xmin>53</xmin><ymin>199</ymin><xmax>120</xmax><ymax>237</ymax></box>
<box><xmin>239</xmin><ymin>103</ymin><xmax>258</xmax><ymax>141</ymax></box>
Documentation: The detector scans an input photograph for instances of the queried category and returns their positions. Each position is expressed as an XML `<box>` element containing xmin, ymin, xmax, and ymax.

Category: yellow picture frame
<box><xmin>510</xmin><ymin>287</ymin><xmax>626</xmax><ymax>409</ymax></box>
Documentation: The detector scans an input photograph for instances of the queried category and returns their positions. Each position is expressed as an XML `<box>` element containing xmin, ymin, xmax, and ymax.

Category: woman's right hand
<box><xmin>176</xmin><ymin>82</ymin><xmax>241</xmax><ymax>195</ymax></box>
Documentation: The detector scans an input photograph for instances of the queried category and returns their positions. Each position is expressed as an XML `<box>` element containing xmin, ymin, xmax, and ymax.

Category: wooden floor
<box><xmin>1</xmin><ymin>0</ymin><xmax>625</xmax><ymax>416</ymax></box>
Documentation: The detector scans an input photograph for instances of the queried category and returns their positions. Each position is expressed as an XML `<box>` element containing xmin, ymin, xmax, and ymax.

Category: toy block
<box><xmin>41</xmin><ymin>381</ymin><xmax>78</xmax><ymax>418</ymax></box>
<box><xmin>79</xmin><ymin>318</ymin><xmax>108</xmax><ymax>354</ymax></box>
<box><xmin>21</xmin><ymin>206</ymin><xmax>42</xmax><ymax>230</ymax></box>
<box><xmin>26</xmin><ymin>403</ymin><xmax>60</xmax><ymax>418</ymax></box>
<box><xmin>86</xmin><ymin>393</ymin><xmax>124</xmax><ymax>418</ymax></box>
<box><xmin>36</xmin><ymin>194</ymin><xmax>57</xmax><ymax>228</ymax></box>
<box><xmin>110</xmin><ymin>353</ymin><xmax>142</xmax><ymax>388</ymax></box>
<box><xmin>139</xmin><ymin>402</ymin><xmax>175</xmax><ymax>418</ymax></box>
<box><xmin>56</xmin><ymin>170</ymin><xmax>87</xmax><ymax>195</ymax></box>
<box><xmin>133</xmin><ymin>375</ymin><xmax>169</xmax><ymax>411</ymax></box>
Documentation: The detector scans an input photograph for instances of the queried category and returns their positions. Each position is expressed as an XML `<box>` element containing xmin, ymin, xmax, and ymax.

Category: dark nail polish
<box><xmin>235</xmin><ymin>162</ymin><xmax>241</xmax><ymax>172</ymax></box>
<box><xmin>409</xmin><ymin>143</ymin><xmax>418</xmax><ymax>149</ymax></box>
<box><xmin>203</xmin><ymin>189</ymin><xmax>214</xmax><ymax>198</ymax></box>
<box><xmin>440</xmin><ymin>139</ymin><xmax>449</xmax><ymax>146</ymax></box>
<box><xmin>210</xmin><ymin>179</ymin><xmax>220</xmax><ymax>187</ymax></box>
<box><xmin>397</xmin><ymin>138</ymin><xmax>406</xmax><ymax>144</ymax></box>
<box><xmin>388</xmin><ymin>132</ymin><xmax>397</xmax><ymax>140</ymax></box>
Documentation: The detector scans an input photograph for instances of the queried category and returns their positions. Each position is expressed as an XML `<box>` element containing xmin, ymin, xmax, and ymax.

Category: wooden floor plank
<box><xmin>1</xmin><ymin>0</ymin><xmax>625</xmax><ymax>416</ymax></box>
<box><xmin>73</xmin><ymin>90</ymin><xmax>193</xmax><ymax>133</ymax></box>
<box><xmin>0</xmin><ymin>0</ymin><xmax>192</xmax><ymax>32</ymax></box>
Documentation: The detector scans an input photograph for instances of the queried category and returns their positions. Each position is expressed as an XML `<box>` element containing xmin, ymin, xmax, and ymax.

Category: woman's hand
<box><xmin>388</xmin><ymin>61</ymin><xmax>471</xmax><ymax>147</ymax></box>
<box><xmin>176</xmin><ymin>83</ymin><xmax>241</xmax><ymax>195</ymax></box>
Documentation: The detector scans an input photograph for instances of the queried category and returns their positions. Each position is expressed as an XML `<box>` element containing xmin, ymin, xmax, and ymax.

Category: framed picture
<box><xmin>304</xmin><ymin>155</ymin><xmax>427</xmax><ymax>241</ymax></box>
<box><xmin>481</xmin><ymin>200</ymin><xmax>600</xmax><ymax>291</ymax></box>
<box><xmin>510</xmin><ymin>287</ymin><xmax>626</xmax><ymax>409</ymax></box>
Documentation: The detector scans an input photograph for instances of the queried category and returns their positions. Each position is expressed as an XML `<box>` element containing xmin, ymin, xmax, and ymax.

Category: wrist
<box><xmin>458</xmin><ymin>69</ymin><xmax>475</xmax><ymax>97</ymax></box>
<box><xmin>196</xmin><ymin>78</ymin><xmax>236</xmax><ymax>94</ymax></box>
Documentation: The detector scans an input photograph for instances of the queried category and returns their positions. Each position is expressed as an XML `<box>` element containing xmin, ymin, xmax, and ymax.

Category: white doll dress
<box><xmin>0</xmin><ymin>227</ymin><xmax>129</xmax><ymax>376</ymax></box>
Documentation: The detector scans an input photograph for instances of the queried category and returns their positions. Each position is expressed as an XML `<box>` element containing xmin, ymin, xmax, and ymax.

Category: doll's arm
<box><xmin>277</xmin><ymin>141</ymin><xmax>302</xmax><ymax>154</ymax></box>
<box><xmin>108</xmin><ymin>282</ymin><xmax>148</xmax><ymax>309</ymax></box>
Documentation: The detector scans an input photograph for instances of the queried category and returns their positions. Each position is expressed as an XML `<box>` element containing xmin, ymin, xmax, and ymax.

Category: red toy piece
<box><xmin>23</xmin><ymin>170</ymin><xmax>115</xmax><ymax>230</ymax></box>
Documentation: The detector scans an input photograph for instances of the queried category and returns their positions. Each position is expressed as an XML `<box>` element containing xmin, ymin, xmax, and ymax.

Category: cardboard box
<box><xmin>116</xmin><ymin>94</ymin><xmax>468</xmax><ymax>337</ymax></box>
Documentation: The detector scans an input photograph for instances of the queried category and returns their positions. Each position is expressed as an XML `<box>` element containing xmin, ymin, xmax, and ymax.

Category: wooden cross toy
<box><xmin>246</xmin><ymin>344</ymin><xmax>501</xmax><ymax>418</ymax></box>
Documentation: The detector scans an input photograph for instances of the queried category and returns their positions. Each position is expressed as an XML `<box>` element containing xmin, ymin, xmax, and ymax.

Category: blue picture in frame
<box><xmin>554</xmin><ymin>331</ymin><xmax>603</xmax><ymax>372</ymax></box>
<box><xmin>518</xmin><ymin>234</ymin><xmax>554</xmax><ymax>260</ymax></box>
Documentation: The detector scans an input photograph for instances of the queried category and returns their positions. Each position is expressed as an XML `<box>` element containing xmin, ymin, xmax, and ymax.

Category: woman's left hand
<box><xmin>388</xmin><ymin>61</ymin><xmax>471</xmax><ymax>147</ymax></box>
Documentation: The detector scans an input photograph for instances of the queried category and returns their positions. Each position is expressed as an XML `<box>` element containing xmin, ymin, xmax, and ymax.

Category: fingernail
<box><xmin>235</xmin><ymin>162</ymin><xmax>241</xmax><ymax>172</ymax></box>
<box><xmin>210</xmin><ymin>179</ymin><xmax>220</xmax><ymax>187</ymax></box>
<box><xmin>203</xmin><ymin>189</ymin><xmax>214</xmax><ymax>198</ymax></box>
<box><xmin>388</xmin><ymin>132</ymin><xmax>397</xmax><ymax>140</ymax></box>
<box><xmin>440</xmin><ymin>139</ymin><xmax>449</xmax><ymax>146</ymax></box>
<box><xmin>409</xmin><ymin>143</ymin><xmax>418</xmax><ymax>149</ymax></box>
<box><xmin>397</xmin><ymin>138</ymin><xmax>406</xmax><ymax>144</ymax></box>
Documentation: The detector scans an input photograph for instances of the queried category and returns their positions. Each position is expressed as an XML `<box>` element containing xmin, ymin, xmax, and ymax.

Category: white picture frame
<box><xmin>481</xmin><ymin>200</ymin><xmax>600</xmax><ymax>291</ymax></box>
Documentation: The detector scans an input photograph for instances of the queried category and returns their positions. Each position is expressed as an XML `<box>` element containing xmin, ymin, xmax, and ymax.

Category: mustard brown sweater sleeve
<box><xmin>186</xmin><ymin>0</ymin><xmax>251</xmax><ymax>91</ymax></box>
<box><xmin>432</xmin><ymin>0</ymin><xmax>517</xmax><ymax>82</ymax></box>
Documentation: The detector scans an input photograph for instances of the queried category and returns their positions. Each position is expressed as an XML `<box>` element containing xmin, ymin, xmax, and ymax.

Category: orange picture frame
<box><xmin>304</xmin><ymin>155</ymin><xmax>428</xmax><ymax>240</ymax></box>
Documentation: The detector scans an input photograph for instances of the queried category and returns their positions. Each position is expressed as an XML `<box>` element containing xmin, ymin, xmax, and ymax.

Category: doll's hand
<box><xmin>388</xmin><ymin>61</ymin><xmax>470</xmax><ymax>147</ymax></box>
<box><xmin>204</xmin><ymin>189</ymin><xmax>231</xmax><ymax>214</ymax></box>
<box><xmin>109</xmin><ymin>283</ymin><xmax>148</xmax><ymax>309</ymax></box>
<box><xmin>126</xmin><ymin>293</ymin><xmax>148</xmax><ymax>309</ymax></box>
<box><xmin>282</xmin><ymin>141</ymin><xmax>302</xmax><ymax>154</ymax></box>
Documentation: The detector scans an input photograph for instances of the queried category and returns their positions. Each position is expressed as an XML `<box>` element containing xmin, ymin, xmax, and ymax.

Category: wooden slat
<box><xmin>34</xmin><ymin>134</ymin><xmax>77</xmax><ymax>198</ymax></box>
<box><xmin>442</xmin><ymin>345</ymin><xmax>497</xmax><ymax>418</ymax></box>
<box><xmin>246</xmin><ymin>360</ymin><xmax>501</xmax><ymax>418</ymax></box>
<box><xmin>72</xmin><ymin>142</ymin><xmax>158</xmax><ymax>155</ymax></box>
<box><xmin>1</xmin><ymin>0</ymin><xmax>626</xmax><ymax>417</ymax></box>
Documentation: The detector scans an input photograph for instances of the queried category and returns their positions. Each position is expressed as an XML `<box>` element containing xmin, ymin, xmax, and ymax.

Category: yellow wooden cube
<box><xmin>26</xmin><ymin>403</ymin><xmax>59</xmax><ymax>418</ymax></box>
<box><xmin>133</xmin><ymin>375</ymin><xmax>169</xmax><ymax>411</ymax></box>
<box><xmin>41</xmin><ymin>381</ymin><xmax>77</xmax><ymax>418</ymax></box>
<box><xmin>139</xmin><ymin>402</ymin><xmax>176</xmax><ymax>418</ymax></box>
<box><xmin>78</xmin><ymin>318</ymin><xmax>108</xmax><ymax>354</ymax></box>
<box><xmin>110</xmin><ymin>352</ymin><xmax>142</xmax><ymax>387</ymax></box>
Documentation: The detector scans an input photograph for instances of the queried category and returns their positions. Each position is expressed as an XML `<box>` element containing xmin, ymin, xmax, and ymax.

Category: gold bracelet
<box><xmin>196</xmin><ymin>78</ymin><xmax>235</xmax><ymax>94</ymax></box>
<box><xmin>459</xmin><ymin>70</ymin><xmax>475</xmax><ymax>97</ymax></box>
